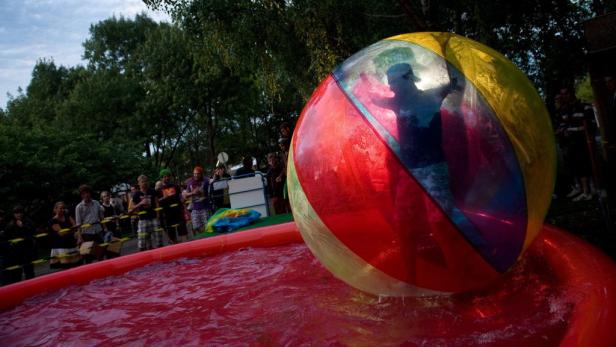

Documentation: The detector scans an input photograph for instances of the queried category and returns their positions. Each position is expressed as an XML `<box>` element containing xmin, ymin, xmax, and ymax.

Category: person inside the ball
<box><xmin>379</xmin><ymin>61</ymin><xmax>485</xmax><ymax>248</ymax></box>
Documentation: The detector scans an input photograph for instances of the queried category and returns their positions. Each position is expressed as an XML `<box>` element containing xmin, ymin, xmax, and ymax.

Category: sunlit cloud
<box><xmin>0</xmin><ymin>0</ymin><xmax>170</xmax><ymax>108</ymax></box>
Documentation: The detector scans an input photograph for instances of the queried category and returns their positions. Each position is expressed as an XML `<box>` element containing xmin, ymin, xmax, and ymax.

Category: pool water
<box><xmin>0</xmin><ymin>244</ymin><xmax>575</xmax><ymax>346</ymax></box>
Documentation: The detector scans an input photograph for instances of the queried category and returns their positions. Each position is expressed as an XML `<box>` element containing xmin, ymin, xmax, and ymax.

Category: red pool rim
<box><xmin>1</xmin><ymin>222</ymin><xmax>615</xmax><ymax>347</ymax></box>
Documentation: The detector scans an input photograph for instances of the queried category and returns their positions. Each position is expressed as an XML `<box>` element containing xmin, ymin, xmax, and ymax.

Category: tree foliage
<box><xmin>1</xmin><ymin>1</ymin><xmax>607</xmax><ymax>222</ymax></box>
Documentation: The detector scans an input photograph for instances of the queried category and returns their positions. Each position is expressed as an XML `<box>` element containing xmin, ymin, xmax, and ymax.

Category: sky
<box><xmin>0</xmin><ymin>0</ymin><xmax>170</xmax><ymax>109</ymax></box>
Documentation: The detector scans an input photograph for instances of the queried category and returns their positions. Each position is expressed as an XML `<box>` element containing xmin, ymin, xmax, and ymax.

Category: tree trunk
<box><xmin>144</xmin><ymin>141</ymin><xmax>151</xmax><ymax>158</ymax></box>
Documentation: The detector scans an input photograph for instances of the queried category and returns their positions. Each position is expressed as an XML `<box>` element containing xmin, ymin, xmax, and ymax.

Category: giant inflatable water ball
<box><xmin>288</xmin><ymin>32</ymin><xmax>556</xmax><ymax>295</ymax></box>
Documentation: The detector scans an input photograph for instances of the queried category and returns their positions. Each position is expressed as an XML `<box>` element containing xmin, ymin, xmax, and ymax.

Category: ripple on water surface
<box><xmin>0</xmin><ymin>244</ymin><xmax>577</xmax><ymax>346</ymax></box>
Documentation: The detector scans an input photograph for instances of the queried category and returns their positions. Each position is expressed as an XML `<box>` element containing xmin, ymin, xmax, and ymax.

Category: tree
<box><xmin>83</xmin><ymin>14</ymin><xmax>158</xmax><ymax>75</ymax></box>
<box><xmin>146</xmin><ymin>0</ymin><xmax>599</xmax><ymax>101</ymax></box>
<box><xmin>3</xmin><ymin>2</ymin><xmax>603</xmax><ymax>222</ymax></box>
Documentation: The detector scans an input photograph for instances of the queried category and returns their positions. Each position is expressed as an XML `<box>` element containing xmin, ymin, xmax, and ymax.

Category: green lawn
<box><xmin>193</xmin><ymin>213</ymin><xmax>294</xmax><ymax>239</ymax></box>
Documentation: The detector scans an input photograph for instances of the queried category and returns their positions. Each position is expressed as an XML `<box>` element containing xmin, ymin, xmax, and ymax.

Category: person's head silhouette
<box><xmin>386</xmin><ymin>63</ymin><xmax>420</xmax><ymax>97</ymax></box>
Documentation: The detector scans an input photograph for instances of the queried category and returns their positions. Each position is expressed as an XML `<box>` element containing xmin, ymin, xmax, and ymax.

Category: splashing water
<box><xmin>0</xmin><ymin>244</ymin><xmax>576</xmax><ymax>346</ymax></box>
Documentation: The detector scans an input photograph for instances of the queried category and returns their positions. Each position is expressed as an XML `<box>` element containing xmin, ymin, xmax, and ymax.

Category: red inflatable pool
<box><xmin>1</xmin><ymin>223</ymin><xmax>615</xmax><ymax>346</ymax></box>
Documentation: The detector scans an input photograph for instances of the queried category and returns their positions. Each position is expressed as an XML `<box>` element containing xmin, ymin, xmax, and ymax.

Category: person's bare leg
<box><xmin>580</xmin><ymin>177</ymin><xmax>590</xmax><ymax>195</ymax></box>
<box><xmin>572</xmin><ymin>176</ymin><xmax>593</xmax><ymax>201</ymax></box>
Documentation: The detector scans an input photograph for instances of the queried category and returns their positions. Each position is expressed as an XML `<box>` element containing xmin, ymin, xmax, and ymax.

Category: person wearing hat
<box><xmin>380</xmin><ymin>61</ymin><xmax>486</xmax><ymax>250</ymax></box>
<box><xmin>159</xmin><ymin>168</ymin><xmax>188</xmax><ymax>243</ymax></box>
<box><xmin>2</xmin><ymin>206</ymin><xmax>37</xmax><ymax>284</ymax></box>
<box><xmin>385</xmin><ymin>62</ymin><xmax>453</xmax><ymax>167</ymax></box>
<box><xmin>182</xmin><ymin>166</ymin><xmax>210</xmax><ymax>234</ymax></box>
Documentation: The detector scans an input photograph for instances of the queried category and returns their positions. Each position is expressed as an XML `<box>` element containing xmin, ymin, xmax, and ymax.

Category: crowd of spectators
<box><xmin>0</xmin><ymin>123</ymin><xmax>294</xmax><ymax>286</ymax></box>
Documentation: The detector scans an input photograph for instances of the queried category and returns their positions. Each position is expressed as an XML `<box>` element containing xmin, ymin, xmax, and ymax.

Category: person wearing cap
<box><xmin>380</xmin><ymin>61</ymin><xmax>487</xmax><ymax>249</ymax></box>
<box><xmin>183</xmin><ymin>166</ymin><xmax>210</xmax><ymax>234</ymax></box>
<box><xmin>381</xmin><ymin>62</ymin><xmax>462</xmax><ymax>176</ymax></box>
<box><xmin>75</xmin><ymin>184</ymin><xmax>104</xmax><ymax>244</ymax></box>
<box><xmin>159</xmin><ymin>168</ymin><xmax>188</xmax><ymax>243</ymax></box>
<box><xmin>2</xmin><ymin>206</ymin><xmax>37</xmax><ymax>284</ymax></box>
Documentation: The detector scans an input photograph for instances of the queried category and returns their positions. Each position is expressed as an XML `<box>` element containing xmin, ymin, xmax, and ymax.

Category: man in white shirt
<box><xmin>75</xmin><ymin>184</ymin><xmax>104</xmax><ymax>243</ymax></box>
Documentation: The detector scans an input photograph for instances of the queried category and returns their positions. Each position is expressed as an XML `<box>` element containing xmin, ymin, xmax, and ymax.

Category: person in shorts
<box><xmin>183</xmin><ymin>166</ymin><xmax>210</xmax><ymax>234</ymax></box>
<box><xmin>75</xmin><ymin>184</ymin><xmax>104</xmax><ymax>243</ymax></box>
<box><xmin>130</xmin><ymin>175</ymin><xmax>162</xmax><ymax>250</ymax></box>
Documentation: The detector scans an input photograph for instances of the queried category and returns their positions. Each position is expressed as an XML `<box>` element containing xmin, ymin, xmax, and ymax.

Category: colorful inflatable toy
<box><xmin>288</xmin><ymin>32</ymin><xmax>556</xmax><ymax>294</ymax></box>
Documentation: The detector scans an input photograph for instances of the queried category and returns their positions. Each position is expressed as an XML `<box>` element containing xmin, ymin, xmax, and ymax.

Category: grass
<box><xmin>193</xmin><ymin>213</ymin><xmax>294</xmax><ymax>239</ymax></box>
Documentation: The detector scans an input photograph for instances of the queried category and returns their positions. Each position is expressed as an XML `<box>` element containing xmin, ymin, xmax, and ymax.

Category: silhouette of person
<box><xmin>382</xmin><ymin>62</ymin><xmax>486</xmax><ymax>251</ymax></box>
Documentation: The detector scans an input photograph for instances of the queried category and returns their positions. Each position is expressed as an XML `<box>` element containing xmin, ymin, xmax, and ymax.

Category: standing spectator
<box><xmin>111</xmin><ymin>194</ymin><xmax>125</xmax><ymax>215</ymax></box>
<box><xmin>154</xmin><ymin>180</ymin><xmax>165</xmax><ymax>238</ymax></box>
<box><xmin>278</xmin><ymin>122</ymin><xmax>292</xmax><ymax>171</ymax></box>
<box><xmin>117</xmin><ymin>192</ymin><xmax>132</xmax><ymax>237</ymax></box>
<box><xmin>130</xmin><ymin>175</ymin><xmax>162</xmax><ymax>250</ymax></box>
<box><xmin>100</xmin><ymin>191</ymin><xmax>118</xmax><ymax>240</ymax></box>
<box><xmin>210</xmin><ymin>164</ymin><xmax>231</xmax><ymax>212</ymax></box>
<box><xmin>48</xmin><ymin>201</ymin><xmax>80</xmax><ymax>269</ymax></box>
<box><xmin>129</xmin><ymin>184</ymin><xmax>139</xmax><ymax>200</ymax></box>
<box><xmin>278</xmin><ymin>138</ymin><xmax>290</xmax><ymax>178</ymax></box>
<box><xmin>127</xmin><ymin>184</ymin><xmax>139</xmax><ymax>236</ymax></box>
<box><xmin>280</xmin><ymin>122</ymin><xmax>292</xmax><ymax>139</ymax></box>
<box><xmin>183</xmin><ymin>166</ymin><xmax>210</xmax><ymax>234</ymax></box>
<box><xmin>235</xmin><ymin>156</ymin><xmax>255</xmax><ymax>177</ymax></box>
<box><xmin>266</xmin><ymin>153</ymin><xmax>288</xmax><ymax>214</ymax></box>
<box><xmin>75</xmin><ymin>184</ymin><xmax>104</xmax><ymax>243</ymax></box>
<box><xmin>155</xmin><ymin>180</ymin><xmax>164</xmax><ymax>192</ymax></box>
<box><xmin>556</xmin><ymin>87</ymin><xmax>595</xmax><ymax>201</ymax></box>
<box><xmin>278</xmin><ymin>138</ymin><xmax>292</xmax><ymax>211</ymax></box>
<box><xmin>2</xmin><ymin>206</ymin><xmax>36</xmax><ymax>284</ymax></box>
<box><xmin>159</xmin><ymin>168</ymin><xmax>189</xmax><ymax>243</ymax></box>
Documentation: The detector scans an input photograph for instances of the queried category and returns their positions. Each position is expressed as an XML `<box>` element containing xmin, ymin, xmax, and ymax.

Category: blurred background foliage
<box><xmin>1</xmin><ymin>0</ymin><xmax>614</xmax><ymax>221</ymax></box>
